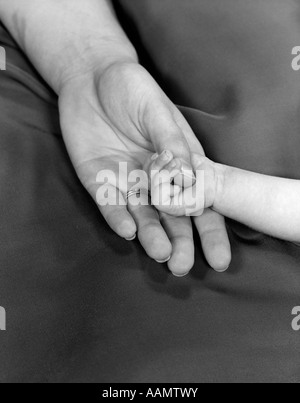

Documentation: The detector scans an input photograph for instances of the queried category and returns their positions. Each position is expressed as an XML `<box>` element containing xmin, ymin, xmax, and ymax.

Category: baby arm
<box><xmin>147</xmin><ymin>151</ymin><xmax>300</xmax><ymax>243</ymax></box>
<box><xmin>210</xmin><ymin>156</ymin><xmax>300</xmax><ymax>243</ymax></box>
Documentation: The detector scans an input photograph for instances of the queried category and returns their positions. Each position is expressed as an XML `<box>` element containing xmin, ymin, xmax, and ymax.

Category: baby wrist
<box><xmin>211</xmin><ymin>162</ymin><xmax>227</xmax><ymax>211</ymax></box>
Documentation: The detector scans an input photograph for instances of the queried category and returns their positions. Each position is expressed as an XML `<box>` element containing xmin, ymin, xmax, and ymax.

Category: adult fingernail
<box><xmin>181</xmin><ymin>161</ymin><xmax>196</xmax><ymax>178</ymax></box>
<box><xmin>181</xmin><ymin>171</ymin><xmax>197</xmax><ymax>181</ymax></box>
<box><xmin>215</xmin><ymin>265</ymin><xmax>230</xmax><ymax>273</ymax></box>
<box><xmin>178</xmin><ymin>161</ymin><xmax>196</xmax><ymax>185</ymax></box>
<box><xmin>181</xmin><ymin>160</ymin><xmax>193</xmax><ymax>170</ymax></box>
<box><xmin>156</xmin><ymin>256</ymin><xmax>171</xmax><ymax>264</ymax></box>
<box><xmin>125</xmin><ymin>235</ymin><xmax>136</xmax><ymax>241</ymax></box>
<box><xmin>172</xmin><ymin>271</ymin><xmax>190</xmax><ymax>278</ymax></box>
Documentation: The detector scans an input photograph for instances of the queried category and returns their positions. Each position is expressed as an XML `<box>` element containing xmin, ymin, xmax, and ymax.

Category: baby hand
<box><xmin>145</xmin><ymin>150</ymin><xmax>213</xmax><ymax>217</ymax></box>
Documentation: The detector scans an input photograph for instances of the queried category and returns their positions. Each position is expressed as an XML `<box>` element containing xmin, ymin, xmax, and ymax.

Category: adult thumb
<box><xmin>142</xmin><ymin>99</ymin><xmax>194</xmax><ymax>175</ymax></box>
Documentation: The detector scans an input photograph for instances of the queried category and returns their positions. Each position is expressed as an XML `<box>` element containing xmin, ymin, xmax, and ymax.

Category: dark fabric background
<box><xmin>0</xmin><ymin>0</ymin><xmax>300</xmax><ymax>383</ymax></box>
<box><xmin>116</xmin><ymin>0</ymin><xmax>300</xmax><ymax>177</ymax></box>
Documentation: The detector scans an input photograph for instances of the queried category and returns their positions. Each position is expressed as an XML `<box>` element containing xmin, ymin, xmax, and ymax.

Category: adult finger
<box><xmin>194</xmin><ymin>209</ymin><xmax>232</xmax><ymax>273</ymax></box>
<box><xmin>142</xmin><ymin>99</ymin><xmax>194</xmax><ymax>173</ymax></box>
<box><xmin>160</xmin><ymin>213</ymin><xmax>195</xmax><ymax>277</ymax></box>
<box><xmin>127</xmin><ymin>191</ymin><xmax>172</xmax><ymax>263</ymax></box>
<box><xmin>96</xmin><ymin>184</ymin><xmax>137</xmax><ymax>240</ymax></box>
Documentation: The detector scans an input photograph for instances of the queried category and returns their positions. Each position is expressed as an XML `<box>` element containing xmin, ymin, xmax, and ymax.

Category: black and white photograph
<box><xmin>0</xmin><ymin>0</ymin><xmax>300</xmax><ymax>385</ymax></box>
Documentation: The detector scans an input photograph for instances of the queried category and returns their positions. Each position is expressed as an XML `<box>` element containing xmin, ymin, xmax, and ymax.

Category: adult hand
<box><xmin>59</xmin><ymin>62</ymin><xmax>231</xmax><ymax>276</ymax></box>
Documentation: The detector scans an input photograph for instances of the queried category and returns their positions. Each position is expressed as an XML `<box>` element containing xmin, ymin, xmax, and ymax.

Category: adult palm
<box><xmin>59</xmin><ymin>62</ymin><xmax>231</xmax><ymax>276</ymax></box>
